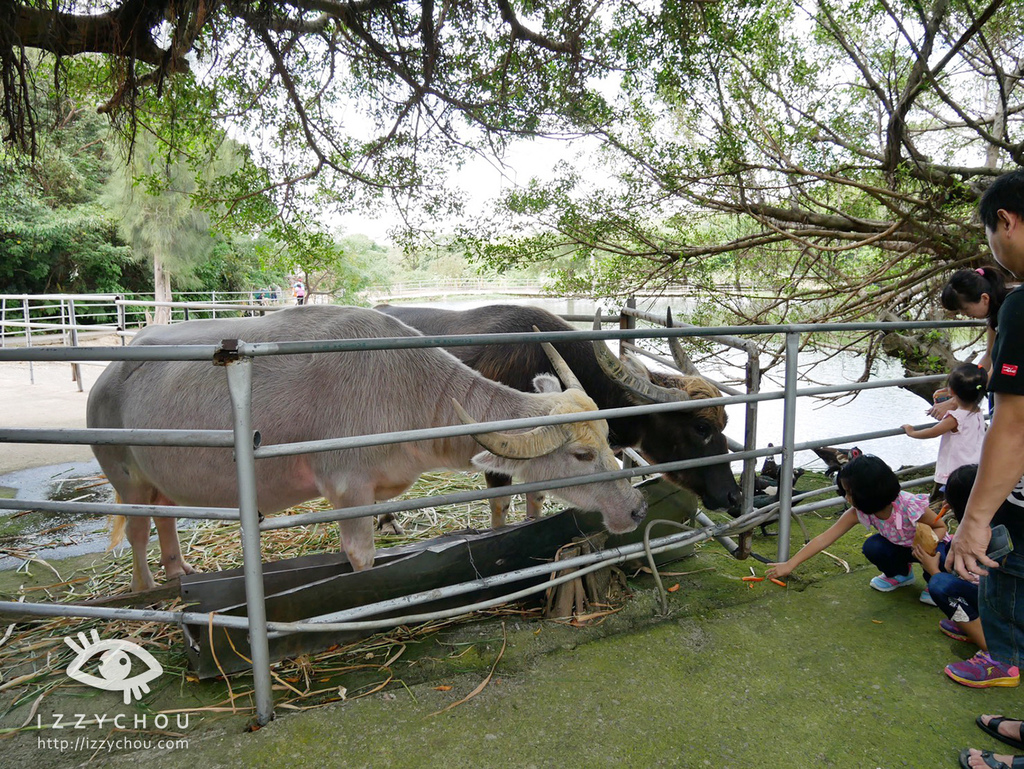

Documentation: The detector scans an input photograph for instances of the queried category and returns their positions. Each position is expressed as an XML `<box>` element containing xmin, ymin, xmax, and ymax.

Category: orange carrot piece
<box><xmin>770</xmin><ymin>578</ymin><xmax>787</xmax><ymax>587</ymax></box>
<box><xmin>742</xmin><ymin>576</ymin><xmax>764</xmax><ymax>582</ymax></box>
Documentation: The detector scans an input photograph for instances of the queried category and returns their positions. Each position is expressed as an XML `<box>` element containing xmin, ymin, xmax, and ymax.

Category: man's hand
<box><xmin>946</xmin><ymin>518</ymin><xmax>999</xmax><ymax>583</ymax></box>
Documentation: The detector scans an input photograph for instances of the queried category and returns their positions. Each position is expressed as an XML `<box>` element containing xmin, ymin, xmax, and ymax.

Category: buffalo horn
<box><xmin>531</xmin><ymin>325</ymin><xmax>584</xmax><ymax>391</ymax></box>
<box><xmin>591</xmin><ymin>309</ymin><xmax>690</xmax><ymax>404</ymax></box>
<box><xmin>451</xmin><ymin>399</ymin><xmax>570</xmax><ymax>458</ymax></box>
<box><xmin>666</xmin><ymin>307</ymin><xmax>702</xmax><ymax>377</ymax></box>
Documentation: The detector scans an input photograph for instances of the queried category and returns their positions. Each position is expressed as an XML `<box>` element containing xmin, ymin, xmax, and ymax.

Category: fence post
<box><xmin>67</xmin><ymin>298</ymin><xmax>83</xmax><ymax>392</ymax></box>
<box><xmin>740</xmin><ymin>351</ymin><xmax>760</xmax><ymax>515</ymax></box>
<box><xmin>220</xmin><ymin>343</ymin><xmax>275</xmax><ymax>726</ymax></box>
<box><xmin>59</xmin><ymin>298</ymin><xmax>69</xmax><ymax>348</ymax></box>
<box><xmin>619</xmin><ymin>298</ymin><xmax>637</xmax><ymax>473</ymax></box>
<box><xmin>776</xmin><ymin>330</ymin><xmax>800</xmax><ymax>562</ymax></box>
<box><xmin>116</xmin><ymin>295</ymin><xmax>127</xmax><ymax>346</ymax></box>
<box><xmin>22</xmin><ymin>297</ymin><xmax>34</xmax><ymax>384</ymax></box>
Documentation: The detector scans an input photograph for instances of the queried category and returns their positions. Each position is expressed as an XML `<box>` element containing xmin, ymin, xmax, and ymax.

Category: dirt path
<box><xmin>0</xmin><ymin>354</ymin><xmax>108</xmax><ymax>477</ymax></box>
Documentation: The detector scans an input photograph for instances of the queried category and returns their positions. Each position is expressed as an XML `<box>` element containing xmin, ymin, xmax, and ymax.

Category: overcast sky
<box><xmin>332</xmin><ymin>134</ymin><xmax>597</xmax><ymax>244</ymax></box>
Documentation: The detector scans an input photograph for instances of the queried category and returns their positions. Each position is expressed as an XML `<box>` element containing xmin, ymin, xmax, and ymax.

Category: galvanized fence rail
<box><xmin>0</xmin><ymin>292</ymin><xmax>284</xmax><ymax>351</ymax></box>
<box><xmin>0</xmin><ymin>307</ymin><xmax>983</xmax><ymax>726</ymax></box>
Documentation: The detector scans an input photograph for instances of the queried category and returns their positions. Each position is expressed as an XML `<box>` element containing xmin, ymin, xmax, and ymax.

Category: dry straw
<box><xmin>0</xmin><ymin>471</ymin><xmax>551</xmax><ymax>734</ymax></box>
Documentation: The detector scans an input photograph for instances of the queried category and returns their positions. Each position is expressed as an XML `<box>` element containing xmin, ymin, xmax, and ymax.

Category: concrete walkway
<box><xmin>0</xmin><ymin>357</ymin><xmax>105</xmax><ymax>476</ymax></box>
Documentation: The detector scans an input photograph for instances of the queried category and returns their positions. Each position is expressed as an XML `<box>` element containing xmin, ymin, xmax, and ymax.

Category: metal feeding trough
<box><xmin>180</xmin><ymin>477</ymin><xmax>698</xmax><ymax>678</ymax></box>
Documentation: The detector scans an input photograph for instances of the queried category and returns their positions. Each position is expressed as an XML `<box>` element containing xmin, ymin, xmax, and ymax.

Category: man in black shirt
<box><xmin>950</xmin><ymin>170</ymin><xmax>1024</xmax><ymax>768</ymax></box>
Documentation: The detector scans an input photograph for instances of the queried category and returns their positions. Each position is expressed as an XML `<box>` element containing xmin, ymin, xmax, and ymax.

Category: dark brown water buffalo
<box><xmin>88</xmin><ymin>306</ymin><xmax>646</xmax><ymax>591</ymax></box>
<box><xmin>376</xmin><ymin>303</ymin><xmax>741</xmax><ymax>525</ymax></box>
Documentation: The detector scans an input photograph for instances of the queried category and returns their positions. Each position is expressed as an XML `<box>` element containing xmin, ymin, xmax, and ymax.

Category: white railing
<box><xmin>0</xmin><ymin>292</ymin><xmax>290</xmax><ymax>347</ymax></box>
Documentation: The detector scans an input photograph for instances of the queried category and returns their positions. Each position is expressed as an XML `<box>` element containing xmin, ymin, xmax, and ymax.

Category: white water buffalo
<box><xmin>88</xmin><ymin>306</ymin><xmax>646</xmax><ymax>592</ymax></box>
<box><xmin>376</xmin><ymin>304</ymin><xmax>740</xmax><ymax>526</ymax></box>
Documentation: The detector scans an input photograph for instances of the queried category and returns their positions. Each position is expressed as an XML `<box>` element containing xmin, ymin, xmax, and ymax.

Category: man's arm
<box><xmin>968</xmin><ymin>392</ymin><xmax>1024</xmax><ymax>521</ymax></box>
<box><xmin>947</xmin><ymin>391</ymin><xmax>1024</xmax><ymax>580</ymax></box>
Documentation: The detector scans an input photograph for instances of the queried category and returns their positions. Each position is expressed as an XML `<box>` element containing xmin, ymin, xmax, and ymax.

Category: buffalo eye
<box><xmin>572</xmin><ymin>449</ymin><xmax>596</xmax><ymax>463</ymax></box>
<box><xmin>693</xmin><ymin>421</ymin><xmax>714</xmax><ymax>444</ymax></box>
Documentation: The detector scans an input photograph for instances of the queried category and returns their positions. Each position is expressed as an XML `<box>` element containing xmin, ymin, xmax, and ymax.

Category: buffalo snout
<box><xmin>631</xmin><ymin>501</ymin><xmax>648</xmax><ymax>525</ymax></box>
<box><xmin>725</xmin><ymin>489</ymin><xmax>743</xmax><ymax>517</ymax></box>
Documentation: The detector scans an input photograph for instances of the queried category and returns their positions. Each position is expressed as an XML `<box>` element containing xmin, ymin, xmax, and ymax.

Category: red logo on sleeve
<box><xmin>1003</xmin><ymin>364</ymin><xmax>1019</xmax><ymax>376</ymax></box>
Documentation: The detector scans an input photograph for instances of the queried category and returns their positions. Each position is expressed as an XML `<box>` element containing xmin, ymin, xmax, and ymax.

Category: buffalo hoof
<box><xmin>163</xmin><ymin>559</ymin><xmax>197</xmax><ymax>581</ymax></box>
<box><xmin>376</xmin><ymin>516</ymin><xmax>406</xmax><ymax>536</ymax></box>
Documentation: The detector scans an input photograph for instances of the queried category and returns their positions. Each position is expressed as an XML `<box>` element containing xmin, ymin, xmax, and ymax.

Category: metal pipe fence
<box><xmin>0</xmin><ymin>303</ymin><xmax>985</xmax><ymax>727</ymax></box>
<box><xmin>0</xmin><ymin>292</ymin><xmax>288</xmax><ymax>354</ymax></box>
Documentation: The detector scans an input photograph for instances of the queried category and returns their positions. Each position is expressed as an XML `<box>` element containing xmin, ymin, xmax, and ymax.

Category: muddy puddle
<box><xmin>0</xmin><ymin>461</ymin><xmax>115</xmax><ymax>569</ymax></box>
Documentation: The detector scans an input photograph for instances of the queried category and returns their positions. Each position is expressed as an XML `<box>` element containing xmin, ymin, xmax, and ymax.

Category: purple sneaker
<box><xmin>939</xmin><ymin>618</ymin><xmax>970</xmax><ymax>643</ymax></box>
<box><xmin>945</xmin><ymin>651</ymin><xmax>1020</xmax><ymax>688</ymax></box>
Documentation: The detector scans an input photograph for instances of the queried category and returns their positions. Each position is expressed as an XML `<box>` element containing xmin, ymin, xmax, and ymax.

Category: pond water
<box><xmin>417</xmin><ymin>295</ymin><xmax>979</xmax><ymax>476</ymax></box>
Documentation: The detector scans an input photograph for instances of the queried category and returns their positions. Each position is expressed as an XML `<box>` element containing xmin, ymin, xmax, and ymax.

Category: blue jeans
<box><xmin>928</xmin><ymin>541</ymin><xmax>980</xmax><ymax>622</ymax></box>
<box><xmin>979</xmin><ymin>543</ymin><xmax>1024</xmax><ymax>668</ymax></box>
<box><xmin>862</xmin><ymin>533</ymin><xmax>915</xmax><ymax>578</ymax></box>
<box><xmin>928</xmin><ymin>572</ymin><xmax>980</xmax><ymax>622</ymax></box>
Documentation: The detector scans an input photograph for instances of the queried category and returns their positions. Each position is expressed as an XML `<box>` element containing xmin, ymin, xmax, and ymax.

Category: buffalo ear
<box><xmin>470</xmin><ymin>450</ymin><xmax>521</xmax><ymax>475</ymax></box>
<box><xmin>532</xmin><ymin>373</ymin><xmax>562</xmax><ymax>393</ymax></box>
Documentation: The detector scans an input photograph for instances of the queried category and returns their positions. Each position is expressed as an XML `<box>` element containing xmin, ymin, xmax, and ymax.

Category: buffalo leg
<box><xmin>154</xmin><ymin>515</ymin><xmax>196</xmax><ymax>580</ymax></box>
<box><xmin>525</xmin><ymin>492</ymin><xmax>546</xmax><ymax>520</ymax></box>
<box><xmin>324</xmin><ymin>486</ymin><xmax>376</xmax><ymax>570</ymax></box>
<box><xmin>125</xmin><ymin>515</ymin><xmax>157</xmax><ymax>592</ymax></box>
<box><xmin>484</xmin><ymin>471</ymin><xmax>514</xmax><ymax>528</ymax></box>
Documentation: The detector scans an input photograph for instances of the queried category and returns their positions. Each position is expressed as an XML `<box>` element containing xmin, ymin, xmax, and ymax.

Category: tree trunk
<box><xmin>876</xmin><ymin>308</ymin><xmax>966</xmax><ymax>403</ymax></box>
<box><xmin>880</xmin><ymin>329</ymin><xmax>965</xmax><ymax>403</ymax></box>
<box><xmin>153</xmin><ymin>255</ymin><xmax>172</xmax><ymax>325</ymax></box>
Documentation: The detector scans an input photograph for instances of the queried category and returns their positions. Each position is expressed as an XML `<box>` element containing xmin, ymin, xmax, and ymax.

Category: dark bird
<box><xmin>811</xmin><ymin>446</ymin><xmax>861</xmax><ymax>478</ymax></box>
<box><xmin>759</xmin><ymin>443</ymin><xmax>780</xmax><ymax>481</ymax></box>
<box><xmin>752</xmin><ymin>467</ymin><xmax>805</xmax><ymax>536</ymax></box>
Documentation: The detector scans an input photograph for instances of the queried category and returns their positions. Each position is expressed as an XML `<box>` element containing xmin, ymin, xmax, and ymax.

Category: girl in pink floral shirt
<box><xmin>768</xmin><ymin>455</ymin><xmax>948</xmax><ymax>598</ymax></box>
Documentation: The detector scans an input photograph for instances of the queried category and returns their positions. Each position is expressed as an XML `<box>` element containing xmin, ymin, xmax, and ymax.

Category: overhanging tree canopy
<box><xmin>4</xmin><ymin>0</ymin><xmax>1022</xmax><ymax>385</ymax></box>
<box><xmin>2</xmin><ymin>0</ymin><xmax>676</xmax><ymax>230</ymax></box>
<box><xmin>465</xmin><ymin>0</ymin><xmax>1023</xmax><ymax>323</ymax></box>
<box><xmin>446</xmin><ymin>0</ymin><xmax>1023</xmax><ymax>385</ymax></box>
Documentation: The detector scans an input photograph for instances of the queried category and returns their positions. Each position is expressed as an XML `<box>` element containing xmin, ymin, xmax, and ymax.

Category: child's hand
<box><xmin>766</xmin><ymin>562</ymin><xmax>792</xmax><ymax>580</ymax></box>
<box><xmin>912</xmin><ymin>543</ymin><xmax>940</xmax><ymax>575</ymax></box>
<box><xmin>902</xmin><ymin>424</ymin><xmax>915</xmax><ymax>435</ymax></box>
